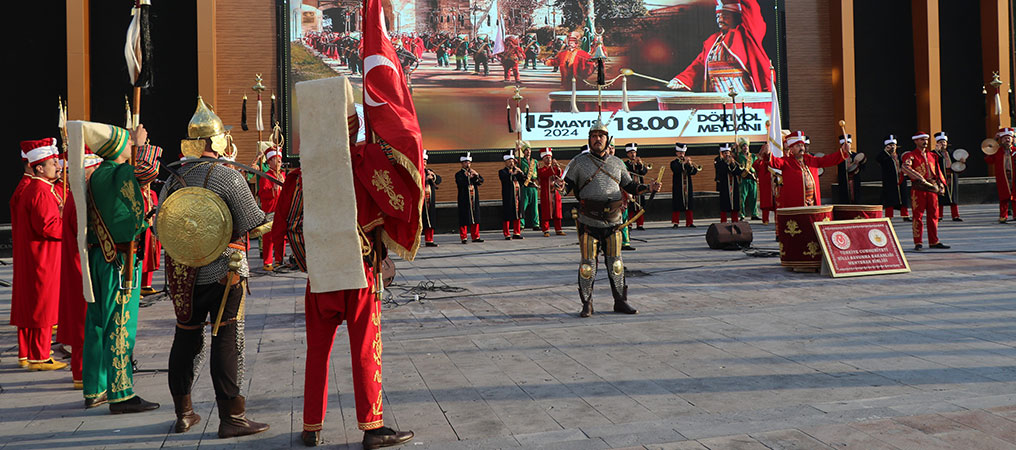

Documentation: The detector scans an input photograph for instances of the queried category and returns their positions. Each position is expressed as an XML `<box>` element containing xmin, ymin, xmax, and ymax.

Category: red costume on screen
<box><xmin>672</xmin><ymin>0</ymin><xmax>771</xmax><ymax>92</ymax></box>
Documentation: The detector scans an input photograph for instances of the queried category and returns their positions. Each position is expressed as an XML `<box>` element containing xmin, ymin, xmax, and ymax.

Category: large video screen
<box><xmin>284</xmin><ymin>0</ymin><xmax>787</xmax><ymax>152</ymax></box>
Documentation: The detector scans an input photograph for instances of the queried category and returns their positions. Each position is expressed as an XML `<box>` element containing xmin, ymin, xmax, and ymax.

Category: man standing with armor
<box><xmin>553</xmin><ymin>122</ymin><xmax>660</xmax><ymax>318</ymax></box>
<box><xmin>158</xmin><ymin>98</ymin><xmax>271</xmax><ymax>438</ymax></box>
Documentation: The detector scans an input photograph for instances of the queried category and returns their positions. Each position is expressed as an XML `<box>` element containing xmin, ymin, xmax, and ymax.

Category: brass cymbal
<box><xmin>982</xmin><ymin>138</ymin><xmax>1000</xmax><ymax>155</ymax></box>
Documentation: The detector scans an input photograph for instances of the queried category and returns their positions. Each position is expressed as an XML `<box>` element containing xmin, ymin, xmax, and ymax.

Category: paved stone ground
<box><xmin>2</xmin><ymin>204</ymin><xmax>1015</xmax><ymax>449</ymax></box>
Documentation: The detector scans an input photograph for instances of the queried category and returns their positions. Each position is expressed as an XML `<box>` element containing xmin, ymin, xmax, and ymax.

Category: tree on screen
<box><xmin>551</xmin><ymin>0</ymin><xmax>647</xmax><ymax>28</ymax></box>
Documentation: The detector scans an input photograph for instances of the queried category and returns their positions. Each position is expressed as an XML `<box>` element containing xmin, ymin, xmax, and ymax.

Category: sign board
<box><xmin>813</xmin><ymin>218</ymin><xmax>910</xmax><ymax>278</ymax></box>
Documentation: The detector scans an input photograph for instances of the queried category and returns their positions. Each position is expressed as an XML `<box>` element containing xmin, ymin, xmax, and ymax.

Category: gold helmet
<box><xmin>181</xmin><ymin>96</ymin><xmax>230</xmax><ymax>158</ymax></box>
<box><xmin>589</xmin><ymin>119</ymin><xmax>609</xmax><ymax>135</ymax></box>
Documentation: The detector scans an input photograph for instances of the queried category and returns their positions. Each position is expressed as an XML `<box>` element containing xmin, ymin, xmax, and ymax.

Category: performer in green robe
<box><xmin>518</xmin><ymin>145</ymin><xmax>540</xmax><ymax>230</ymax></box>
<box><xmin>81</xmin><ymin>122</ymin><xmax>160</xmax><ymax>414</ymax></box>
<box><xmin>735</xmin><ymin>138</ymin><xmax>760</xmax><ymax>220</ymax></box>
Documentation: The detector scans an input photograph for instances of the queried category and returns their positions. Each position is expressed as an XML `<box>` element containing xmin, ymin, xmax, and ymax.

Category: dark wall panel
<box><xmin>5</xmin><ymin>2</ymin><xmax>68</xmax><ymax>223</ymax></box>
<box><xmin>853</xmin><ymin>0</ymin><xmax>918</xmax><ymax>182</ymax></box>
<box><xmin>939</xmin><ymin>1</ymin><xmax>986</xmax><ymax>177</ymax></box>
<box><xmin>90</xmin><ymin>1</ymin><xmax>198</xmax><ymax>172</ymax></box>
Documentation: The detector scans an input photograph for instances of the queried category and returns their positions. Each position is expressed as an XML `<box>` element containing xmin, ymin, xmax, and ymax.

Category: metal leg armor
<box><xmin>604</xmin><ymin>229</ymin><xmax>638</xmax><ymax>314</ymax></box>
<box><xmin>578</xmin><ymin>231</ymin><xmax>599</xmax><ymax>317</ymax></box>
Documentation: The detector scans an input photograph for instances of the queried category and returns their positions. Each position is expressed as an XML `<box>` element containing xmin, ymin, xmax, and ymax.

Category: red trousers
<box><xmin>884</xmin><ymin>206</ymin><xmax>911</xmax><ymax>218</ymax></box>
<box><xmin>459</xmin><ymin>224</ymin><xmax>480</xmax><ymax>240</ymax></box>
<box><xmin>18</xmin><ymin>327</ymin><xmax>52</xmax><ymax>363</ymax></box>
<box><xmin>720</xmin><ymin>211</ymin><xmax>739</xmax><ymax>223</ymax></box>
<box><xmin>303</xmin><ymin>265</ymin><xmax>383</xmax><ymax>432</ymax></box>
<box><xmin>671</xmin><ymin>211</ymin><xmax>694</xmax><ymax>226</ymax></box>
<box><xmin>423</xmin><ymin>228</ymin><xmax>435</xmax><ymax>242</ymax></box>
<box><xmin>939</xmin><ymin>204</ymin><xmax>960</xmax><ymax>220</ymax></box>
<box><xmin>636</xmin><ymin>215</ymin><xmax>645</xmax><ymax>227</ymax></box>
<box><xmin>541</xmin><ymin>218</ymin><xmax>562</xmax><ymax>232</ymax></box>
<box><xmin>141</xmin><ymin>271</ymin><xmax>154</xmax><ymax>288</ymax></box>
<box><xmin>761</xmin><ymin>208</ymin><xmax>774</xmax><ymax>224</ymax></box>
<box><xmin>1000</xmin><ymin>201</ymin><xmax>1015</xmax><ymax>220</ymax></box>
<box><xmin>911</xmin><ymin>190</ymin><xmax>940</xmax><ymax>245</ymax></box>
<box><xmin>262</xmin><ymin>233</ymin><xmax>288</xmax><ymax>265</ymax></box>
<box><xmin>502</xmin><ymin>220</ymin><xmax>521</xmax><ymax>237</ymax></box>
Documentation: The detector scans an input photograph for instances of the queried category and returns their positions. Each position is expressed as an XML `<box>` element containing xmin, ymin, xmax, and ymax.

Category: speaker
<box><xmin>706</xmin><ymin>221</ymin><xmax>753</xmax><ymax>250</ymax></box>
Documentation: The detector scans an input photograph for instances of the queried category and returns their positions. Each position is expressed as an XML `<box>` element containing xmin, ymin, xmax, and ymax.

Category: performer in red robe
<box><xmin>545</xmin><ymin>33</ymin><xmax>594</xmax><ymax>90</ymax></box>
<box><xmin>667</xmin><ymin>0</ymin><xmax>771</xmax><ymax>93</ymax></box>
<box><xmin>58</xmin><ymin>152</ymin><xmax>103</xmax><ymax>386</ymax></box>
<box><xmin>258</xmin><ymin>147</ymin><xmax>286</xmax><ymax>270</ymax></box>
<box><xmin>752</xmin><ymin>155</ymin><xmax>775</xmax><ymax>224</ymax></box>
<box><xmin>760</xmin><ymin>131</ymin><xmax>848</xmax><ymax>208</ymax></box>
<box><xmin>134</xmin><ymin>144</ymin><xmax>163</xmax><ymax>295</ymax></box>
<box><xmin>13</xmin><ymin>138</ymin><xmax>66</xmax><ymax>370</ymax></box>
<box><xmin>986</xmin><ymin>127</ymin><xmax>1015</xmax><ymax>223</ymax></box>
<box><xmin>537</xmin><ymin>148</ymin><xmax>565</xmax><ymax>236</ymax></box>
<box><xmin>902</xmin><ymin>132</ymin><xmax>950</xmax><ymax>250</ymax></box>
<box><xmin>10</xmin><ymin>150</ymin><xmax>34</xmax><ymax>367</ymax></box>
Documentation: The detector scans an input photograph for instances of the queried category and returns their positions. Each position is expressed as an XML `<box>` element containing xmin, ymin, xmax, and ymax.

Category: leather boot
<box><xmin>109</xmin><ymin>395</ymin><xmax>160</xmax><ymax>414</ymax></box>
<box><xmin>173</xmin><ymin>394</ymin><xmax>201</xmax><ymax>433</ymax></box>
<box><xmin>301</xmin><ymin>430</ymin><xmax>321</xmax><ymax>446</ymax></box>
<box><xmin>613</xmin><ymin>286</ymin><xmax>638</xmax><ymax>314</ymax></box>
<box><xmin>580</xmin><ymin>300</ymin><xmax>593</xmax><ymax>318</ymax></box>
<box><xmin>362</xmin><ymin>426</ymin><xmax>414</xmax><ymax>449</ymax></box>
<box><xmin>217</xmin><ymin>396</ymin><xmax>269</xmax><ymax>438</ymax></box>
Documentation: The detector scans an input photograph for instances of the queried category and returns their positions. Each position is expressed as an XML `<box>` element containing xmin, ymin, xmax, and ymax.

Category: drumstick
<box><xmin>838</xmin><ymin>119</ymin><xmax>856</xmax><ymax>154</ymax></box>
<box><xmin>619</xmin><ymin>68</ymin><xmax>670</xmax><ymax>85</ymax></box>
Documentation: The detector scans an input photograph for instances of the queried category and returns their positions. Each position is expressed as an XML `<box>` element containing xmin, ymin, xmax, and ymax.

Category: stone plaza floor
<box><xmin>2</xmin><ymin>204</ymin><xmax>1015</xmax><ymax>449</ymax></box>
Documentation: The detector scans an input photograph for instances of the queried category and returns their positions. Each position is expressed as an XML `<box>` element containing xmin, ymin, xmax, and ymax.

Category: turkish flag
<box><xmin>361</xmin><ymin>0</ymin><xmax>425</xmax><ymax>261</ymax></box>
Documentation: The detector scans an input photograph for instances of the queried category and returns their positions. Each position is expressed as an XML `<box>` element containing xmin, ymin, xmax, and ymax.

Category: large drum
<box><xmin>832</xmin><ymin>204</ymin><xmax>883</xmax><ymax>221</ymax></box>
<box><xmin>656</xmin><ymin>91</ymin><xmax>771</xmax><ymax>111</ymax></box>
<box><xmin>550</xmin><ymin>90</ymin><xmax>659</xmax><ymax>113</ymax></box>
<box><xmin>776</xmin><ymin>205</ymin><xmax>834</xmax><ymax>270</ymax></box>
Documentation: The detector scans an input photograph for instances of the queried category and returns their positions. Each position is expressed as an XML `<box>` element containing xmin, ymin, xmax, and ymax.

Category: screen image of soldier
<box><xmin>554</xmin><ymin>121</ymin><xmax>661</xmax><ymax>318</ymax></box>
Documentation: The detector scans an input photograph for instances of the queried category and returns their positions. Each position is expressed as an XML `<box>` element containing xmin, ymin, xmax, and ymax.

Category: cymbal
<box><xmin>982</xmin><ymin>138</ymin><xmax>999</xmax><ymax>155</ymax></box>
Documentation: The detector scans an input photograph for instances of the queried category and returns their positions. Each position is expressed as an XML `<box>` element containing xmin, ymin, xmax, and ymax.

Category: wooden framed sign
<box><xmin>813</xmin><ymin>218</ymin><xmax>910</xmax><ymax>277</ymax></box>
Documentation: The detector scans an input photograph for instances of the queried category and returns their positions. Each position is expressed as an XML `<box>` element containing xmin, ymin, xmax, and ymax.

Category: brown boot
<box><xmin>217</xmin><ymin>396</ymin><xmax>269</xmax><ymax>438</ymax></box>
<box><xmin>362</xmin><ymin>426</ymin><xmax>414</xmax><ymax>449</ymax></box>
<box><xmin>580</xmin><ymin>301</ymin><xmax>593</xmax><ymax>318</ymax></box>
<box><xmin>173</xmin><ymin>395</ymin><xmax>201</xmax><ymax>433</ymax></box>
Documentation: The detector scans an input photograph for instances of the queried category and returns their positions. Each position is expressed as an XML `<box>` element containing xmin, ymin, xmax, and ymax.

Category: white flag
<box><xmin>767</xmin><ymin>67</ymin><xmax>784</xmax><ymax>157</ymax></box>
<box><xmin>492</xmin><ymin>15</ymin><xmax>506</xmax><ymax>55</ymax></box>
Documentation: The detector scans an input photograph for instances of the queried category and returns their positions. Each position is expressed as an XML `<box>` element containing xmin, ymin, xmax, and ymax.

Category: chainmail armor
<box><xmin>157</xmin><ymin>162</ymin><xmax>267</xmax><ymax>285</ymax></box>
<box><xmin>564</xmin><ymin>153</ymin><xmax>635</xmax><ymax>228</ymax></box>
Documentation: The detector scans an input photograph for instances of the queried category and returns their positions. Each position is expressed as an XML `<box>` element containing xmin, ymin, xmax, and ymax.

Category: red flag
<box><xmin>361</xmin><ymin>0</ymin><xmax>424</xmax><ymax>261</ymax></box>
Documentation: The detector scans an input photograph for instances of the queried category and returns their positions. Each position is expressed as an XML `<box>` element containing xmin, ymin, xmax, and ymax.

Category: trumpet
<box><xmin>679</xmin><ymin>156</ymin><xmax>703</xmax><ymax>171</ymax></box>
<box><xmin>645</xmin><ymin>162</ymin><xmax>654</xmax><ymax>171</ymax></box>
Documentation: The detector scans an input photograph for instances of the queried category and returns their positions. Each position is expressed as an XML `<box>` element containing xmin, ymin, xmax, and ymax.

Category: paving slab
<box><xmin>1</xmin><ymin>205</ymin><xmax>1015</xmax><ymax>449</ymax></box>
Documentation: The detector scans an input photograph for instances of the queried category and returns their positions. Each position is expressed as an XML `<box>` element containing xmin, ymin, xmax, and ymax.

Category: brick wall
<box><xmin>216</xmin><ymin>0</ymin><xmax>279</xmax><ymax>167</ymax></box>
<box><xmin>784</xmin><ymin>1</ymin><xmax>838</xmax><ymax>196</ymax></box>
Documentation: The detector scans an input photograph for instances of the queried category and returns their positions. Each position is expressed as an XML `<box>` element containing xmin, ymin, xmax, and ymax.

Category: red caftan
<box><xmin>763</xmin><ymin>151</ymin><xmax>847</xmax><ymax>208</ymax></box>
<box><xmin>985</xmin><ymin>144</ymin><xmax>1015</xmax><ymax>203</ymax></box>
<box><xmin>9</xmin><ymin>174</ymin><xmax>32</xmax><ymax>363</ymax></box>
<box><xmin>259</xmin><ymin>170</ymin><xmax>287</xmax><ymax>265</ymax></box>
<box><xmin>671</xmin><ymin>0</ymin><xmax>771</xmax><ymax>92</ymax></box>
<box><xmin>140</xmin><ymin>188</ymin><xmax>161</xmax><ymax>286</ymax></box>
<box><xmin>537</xmin><ymin>164</ymin><xmax>563</xmax><ymax>220</ymax></box>
<box><xmin>13</xmin><ymin>177</ymin><xmax>63</xmax><ymax>362</ymax></box>
<box><xmin>753</xmin><ymin>157</ymin><xmax>774</xmax><ymax>210</ymax></box>
<box><xmin>902</xmin><ymin>149</ymin><xmax>946</xmax><ymax>245</ymax></box>
<box><xmin>58</xmin><ymin>190</ymin><xmax>87</xmax><ymax>380</ymax></box>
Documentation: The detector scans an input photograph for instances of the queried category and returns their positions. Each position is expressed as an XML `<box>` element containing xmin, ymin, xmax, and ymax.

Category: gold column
<box><xmin>831</xmin><ymin>0</ymin><xmax>856</xmax><ymax>142</ymax></box>
<box><xmin>912</xmin><ymin>0</ymin><xmax>942</xmax><ymax>134</ymax></box>
<box><xmin>981</xmin><ymin>0</ymin><xmax>1013</xmax><ymax>133</ymax></box>
<box><xmin>66</xmin><ymin>0</ymin><xmax>90</xmax><ymax>120</ymax></box>
<box><xmin>197</xmin><ymin>0</ymin><xmax>217</xmax><ymax>106</ymax></box>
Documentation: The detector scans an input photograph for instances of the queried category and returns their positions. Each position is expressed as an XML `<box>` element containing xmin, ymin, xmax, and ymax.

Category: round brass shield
<box><xmin>156</xmin><ymin>187</ymin><xmax>233</xmax><ymax>267</ymax></box>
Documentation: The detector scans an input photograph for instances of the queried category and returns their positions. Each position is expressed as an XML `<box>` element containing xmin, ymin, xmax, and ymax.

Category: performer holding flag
<box><xmin>292</xmin><ymin>0</ymin><xmax>421</xmax><ymax>445</ymax></box>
